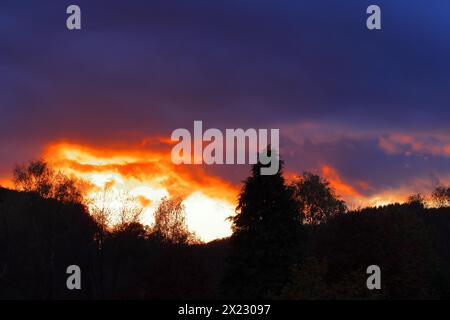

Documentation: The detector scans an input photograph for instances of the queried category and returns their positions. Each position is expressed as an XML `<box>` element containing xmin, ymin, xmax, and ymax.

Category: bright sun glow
<box><xmin>184</xmin><ymin>192</ymin><xmax>234</xmax><ymax>242</ymax></box>
<box><xmin>43</xmin><ymin>142</ymin><xmax>236</xmax><ymax>242</ymax></box>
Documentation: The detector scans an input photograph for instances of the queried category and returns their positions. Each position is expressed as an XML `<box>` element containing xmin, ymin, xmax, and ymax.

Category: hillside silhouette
<box><xmin>1</xmin><ymin>156</ymin><xmax>450</xmax><ymax>299</ymax></box>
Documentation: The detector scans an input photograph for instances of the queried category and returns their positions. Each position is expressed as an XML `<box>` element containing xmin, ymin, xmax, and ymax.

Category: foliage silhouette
<box><xmin>151</xmin><ymin>197</ymin><xmax>199</xmax><ymax>245</ymax></box>
<box><xmin>281</xmin><ymin>203</ymin><xmax>442</xmax><ymax>299</ymax></box>
<box><xmin>1</xmin><ymin>157</ymin><xmax>450</xmax><ymax>299</ymax></box>
<box><xmin>432</xmin><ymin>186</ymin><xmax>450</xmax><ymax>208</ymax></box>
<box><xmin>13</xmin><ymin>159</ymin><xmax>82</xmax><ymax>203</ymax></box>
<box><xmin>221</xmin><ymin>150</ymin><xmax>306</xmax><ymax>299</ymax></box>
<box><xmin>292</xmin><ymin>172</ymin><xmax>347</xmax><ymax>224</ymax></box>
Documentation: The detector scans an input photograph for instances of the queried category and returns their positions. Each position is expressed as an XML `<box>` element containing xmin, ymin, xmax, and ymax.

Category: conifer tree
<box><xmin>222</xmin><ymin>150</ymin><xmax>304</xmax><ymax>298</ymax></box>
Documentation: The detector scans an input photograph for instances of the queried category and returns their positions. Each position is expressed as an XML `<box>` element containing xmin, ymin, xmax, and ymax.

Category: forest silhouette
<box><xmin>1</xmin><ymin>154</ymin><xmax>450</xmax><ymax>299</ymax></box>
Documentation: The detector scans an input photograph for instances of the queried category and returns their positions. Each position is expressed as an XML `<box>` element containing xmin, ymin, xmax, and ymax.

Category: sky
<box><xmin>1</xmin><ymin>0</ymin><xmax>450</xmax><ymax>241</ymax></box>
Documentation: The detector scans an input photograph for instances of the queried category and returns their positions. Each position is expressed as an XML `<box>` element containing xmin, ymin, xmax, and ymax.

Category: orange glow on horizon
<box><xmin>3</xmin><ymin>141</ymin><xmax>438</xmax><ymax>236</ymax></box>
<box><xmin>42</xmin><ymin>141</ymin><xmax>238</xmax><ymax>242</ymax></box>
<box><xmin>0</xmin><ymin>178</ymin><xmax>14</xmax><ymax>189</ymax></box>
<box><xmin>321</xmin><ymin>165</ymin><xmax>363</xmax><ymax>199</ymax></box>
<box><xmin>272</xmin><ymin>167</ymin><xmax>409</xmax><ymax>209</ymax></box>
<box><xmin>320</xmin><ymin>165</ymin><xmax>410</xmax><ymax>208</ymax></box>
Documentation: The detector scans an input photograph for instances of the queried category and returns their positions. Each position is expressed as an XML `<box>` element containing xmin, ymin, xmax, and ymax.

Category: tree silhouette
<box><xmin>0</xmin><ymin>188</ymin><xmax>97</xmax><ymax>299</ymax></box>
<box><xmin>4</xmin><ymin>156</ymin><xmax>450</xmax><ymax>299</ymax></box>
<box><xmin>87</xmin><ymin>184</ymin><xmax>143</xmax><ymax>297</ymax></box>
<box><xmin>222</xmin><ymin>150</ymin><xmax>305</xmax><ymax>298</ymax></box>
<box><xmin>407</xmin><ymin>193</ymin><xmax>427</xmax><ymax>209</ymax></box>
<box><xmin>432</xmin><ymin>186</ymin><xmax>450</xmax><ymax>208</ymax></box>
<box><xmin>292</xmin><ymin>172</ymin><xmax>346</xmax><ymax>224</ymax></box>
<box><xmin>151</xmin><ymin>197</ymin><xmax>198</xmax><ymax>245</ymax></box>
<box><xmin>282</xmin><ymin>204</ymin><xmax>441</xmax><ymax>299</ymax></box>
<box><xmin>13</xmin><ymin>159</ymin><xmax>81</xmax><ymax>203</ymax></box>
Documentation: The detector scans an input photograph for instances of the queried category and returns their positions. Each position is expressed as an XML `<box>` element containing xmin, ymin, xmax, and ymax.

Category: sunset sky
<box><xmin>1</xmin><ymin>1</ymin><xmax>450</xmax><ymax>241</ymax></box>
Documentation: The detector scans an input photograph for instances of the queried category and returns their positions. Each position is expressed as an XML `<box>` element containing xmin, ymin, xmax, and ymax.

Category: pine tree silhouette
<box><xmin>222</xmin><ymin>149</ymin><xmax>305</xmax><ymax>298</ymax></box>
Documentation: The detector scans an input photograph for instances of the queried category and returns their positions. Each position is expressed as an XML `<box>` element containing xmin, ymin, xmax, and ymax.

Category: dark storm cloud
<box><xmin>1</xmin><ymin>0</ymin><xmax>449</xmax><ymax>195</ymax></box>
<box><xmin>282</xmin><ymin>125</ymin><xmax>450</xmax><ymax>193</ymax></box>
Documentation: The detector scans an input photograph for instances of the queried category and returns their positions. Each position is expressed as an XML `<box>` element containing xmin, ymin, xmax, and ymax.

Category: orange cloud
<box><xmin>43</xmin><ymin>141</ymin><xmax>238</xmax><ymax>203</ymax></box>
<box><xmin>319</xmin><ymin>165</ymin><xmax>425</xmax><ymax>208</ymax></box>
<box><xmin>0</xmin><ymin>178</ymin><xmax>14</xmax><ymax>189</ymax></box>
<box><xmin>321</xmin><ymin>165</ymin><xmax>363</xmax><ymax>199</ymax></box>
<box><xmin>379</xmin><ymin>133</ymin><xmax>450</xmax><ymax>157</ymax></box>
<box><xmin>40</xmin><ymin>141</ymin><xmax>239</xmax><ymax>241</ymax></box>
<box><xmin>137</xmin><ymin>195</ymin><xmax>152</xmax><ymax>208</ymax></box>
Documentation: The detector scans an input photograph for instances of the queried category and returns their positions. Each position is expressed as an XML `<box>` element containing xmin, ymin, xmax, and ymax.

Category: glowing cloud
<box><xmin>321</xmin><ymin>165</ymin><xmax>363</xmax><ymax>199</ymax></box>
<box><xmin>42</xmin><ymin>141</ymin><xmax>238</xmax><ymax>241</ymax></box>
